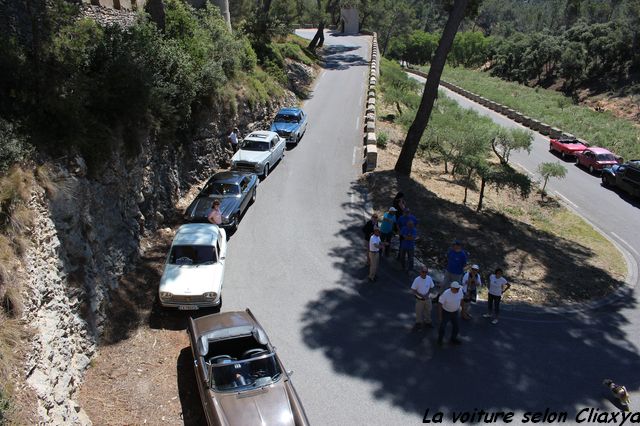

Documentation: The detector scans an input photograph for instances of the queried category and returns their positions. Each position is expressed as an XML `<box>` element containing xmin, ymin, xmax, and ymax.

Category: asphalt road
<box><xmin>214</xmin><ymin>31</ymin><xmax>640</xmax><ymax>426</ymax></box>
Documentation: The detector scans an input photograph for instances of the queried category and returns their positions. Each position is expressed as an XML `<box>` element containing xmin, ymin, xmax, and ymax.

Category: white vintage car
<box><xmin>159</xmin><ymin>223</ymin><xmax>227</xmax><ymax>310</ymax></box>
<box><xmin>231</xmin><ymin>131</ymin><xmax>286</xmax><ymax>178</ymax></box>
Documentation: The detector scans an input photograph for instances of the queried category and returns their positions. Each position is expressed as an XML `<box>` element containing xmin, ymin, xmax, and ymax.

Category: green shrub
<box><xmin>377</xmin><ymin>131</ymin><xmax>389</xmax><ymax>148</ymax></box>
<box><xmin>0</xmin><ymin>121</ymin><xmax>31</xmax><ymax>173</ymax></box>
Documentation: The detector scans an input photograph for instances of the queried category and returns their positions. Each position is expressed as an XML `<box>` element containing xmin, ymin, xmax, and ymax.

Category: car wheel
<box><xmin>297</xmin><ymin>133</ymin><xmax>301</xmax><ymax>143</ymax></box>
<box><xmin>549</xmin><ymin>143</ymin><xmax>553</xmax><ymax>152</ymax></box>
<box><xmin>602</xmin><ymin>176</ymin><xmax>609</xmax><ymax>187</ymax></box>
<box><xmin>231</xmin><ymin>213</ymin><xmax>239</xmax><ymax>231</ymax></box>
<box><xmin>589</xmin><ymin>165</ymin><xmax>594</xmax><ymax>174</ymax></box>
<box><xmin>561</xmin><ymin>151</ymin><xmax>566</xmax><ymax>160</ymax></box>
<box><xmin>262</xmin><ymin>163</ymin><xmax>269</xmax><ymax>178</ymax></box>
<box><xmin>214</xmin><ymin>297</ymin><xmax>222</xmax><ymax>313</ymax></box>
<box><xmin>575</xmin><ymin>157</ymin><xmax>580</xmax><ymax>165</ymax></box>
<box><xmin>251</xmin><ymin>188</ymin><xmax>257</xmax><ymax>203</ymax></box>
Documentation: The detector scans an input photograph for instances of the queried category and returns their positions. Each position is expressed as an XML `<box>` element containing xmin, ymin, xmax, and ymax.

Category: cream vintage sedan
<box><xmin>158</xmin><ymin>223</ymin><xmax>227</xmax><ymax>310</ymax></box>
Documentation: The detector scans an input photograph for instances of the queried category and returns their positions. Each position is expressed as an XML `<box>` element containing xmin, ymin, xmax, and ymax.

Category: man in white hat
<box><xmin>411</xmin><ymin>266</ymin><xmax>435</xmax><ymax>329</ymax></box>
<box><xmin>437</xmin><ymin>281</ymin><xmax>464</xmax><ymax>345</ymax></box>
<box><xmin>461</xmin><ymin>264</ymin><xmax>482</xmax><ymax>320</ymax></box>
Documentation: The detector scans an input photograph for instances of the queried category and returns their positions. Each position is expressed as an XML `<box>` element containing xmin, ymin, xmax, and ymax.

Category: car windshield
<box><xmin>560</xmin><ymin>139</ymin><xmax>579</xmax><ymax>144</ymax></box>
<box><xmin>597</xmin><ymin>153</ymin><xmax>616</xmax><ymax>161</ymax></box>
<box><xmin>242</xmin><ymin>140</ymin><xmax>270</xmax><ymax>151</ymax></box>
<box><xmin>210</xmin><ymin>353</ymin><xmax>282</xmax><ymax>391</ymax></box>
<box><xmin>274</xmin><ymin>114</ymin><xmax>298</xmax><ymax>123</ymax></box>
<box><xmin>169</xmin><ymin>245</ymin><xmax>216</xmax><ymax>265</ymax></box>
<box><xmin>203</xmin><ymin>182</ymin><xmax>240</xmax><ymax>197</ymax></box>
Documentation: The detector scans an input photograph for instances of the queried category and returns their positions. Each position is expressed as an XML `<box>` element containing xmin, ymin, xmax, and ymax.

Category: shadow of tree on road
<box><xmin>300</xmin><ymin>178</ymin><xmax>640</xmax><ymax>420</ymax></box>
<box><xmin>320</xmin><ymin>45</ymin><xmax>369</xmax><ymax>71</ymax></box>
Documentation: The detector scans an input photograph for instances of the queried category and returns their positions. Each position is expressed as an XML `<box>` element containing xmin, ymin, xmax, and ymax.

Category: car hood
<box><xmin>271</xmin><ymin>123</ymin><xmax>299</xmax><ymax>133</ymax></box>
<box><xmin>212</xmin><ymin>383</ymin><xmax>298</xmax><ymax>426</ymax></box>
<box><xmin>565</xmin><ymin>144</ymin><xmax>589</xmax><ymax>151</ymax></box>
<box><xmin>159</xmin><ymin>264</ymin><xmax>223</xmax><ymax>295</ymax></box>
<box><xmin>185</xmin><ymin>196</ymin><xmax>241</xmax><ymax>221</ymax></box>
<box><xmin>233</xmin><ymin>150</ymin><xmax>268</xmax><ymax>164</ymax></box>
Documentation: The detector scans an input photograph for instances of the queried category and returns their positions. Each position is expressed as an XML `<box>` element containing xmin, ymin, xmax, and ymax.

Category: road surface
<box><xmin>196</xmin><ymin>32</ymin><xmax>640</xmax><ymax>425</ymax></box>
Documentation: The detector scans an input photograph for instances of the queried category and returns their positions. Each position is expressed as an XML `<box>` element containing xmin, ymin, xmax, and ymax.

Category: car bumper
<box><xmin>160</xmin><ymin>296</ymin><xmax>221</xmax><ymax>309</ymax></box>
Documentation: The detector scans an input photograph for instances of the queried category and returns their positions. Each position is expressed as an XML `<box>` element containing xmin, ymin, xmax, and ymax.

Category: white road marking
<box><xmin>352</xmin><ymin>146</ymin><xmax>358</xmax><ymax>165</ymax></box>
<box><xmin>356</xmin><ymin>116</ymin><xmax>361</xmax><ymax>130</ymax></box>
<box><xmin>350</xmin><ymin>192</ymin><xmax>355</xmax><ymax>214</ymax></box>
<box><xmin>555</xmin><ymin>191</ymin><xmax>579</xmax><ymax>209</ymax></box>
<box><xmin>611</xmin><ymin>232</ymin><xmax>640</xmax><ymax>257</ymax></box>
<box><xmin>359</xmin><ymin>92</ymin><xmax>364</xmax><ymax>107</ymax></box>
<box><xmin>515</xmin><ymin>162</ymin><xmax>534</xmax><ymax>176</ymax></box>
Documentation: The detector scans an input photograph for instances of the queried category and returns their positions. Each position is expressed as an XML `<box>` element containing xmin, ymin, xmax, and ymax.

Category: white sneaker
<box><xmin>482</xmin><ymin>313</ymin><xmax>492</xmax><ymax>318</ymax></box>
<box><xmin>491</xmin><ymin>318</ymin><xmax>499</xmax><ymax>324</ymax></box>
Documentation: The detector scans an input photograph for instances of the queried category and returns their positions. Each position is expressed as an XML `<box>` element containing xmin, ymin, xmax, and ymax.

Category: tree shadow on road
<box><xmin>300</xmin><ymin>177</ymin><xmax>640</xmax><ymax>420</ymax></box>
<box><xmin>320</xmin><ymin>45</ymin><xmax>369</xmax><ymax>71</ymax></box>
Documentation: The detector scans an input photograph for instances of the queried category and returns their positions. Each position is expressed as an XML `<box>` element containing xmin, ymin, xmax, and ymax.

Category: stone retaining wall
<box><xmin>363</xmin><ymin>33</ymin><xmax>379</xmax><ymax>172</ymax></box>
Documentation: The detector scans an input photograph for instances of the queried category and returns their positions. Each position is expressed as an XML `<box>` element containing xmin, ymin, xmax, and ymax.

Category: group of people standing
<box><xmin>363</xmin><ymin>192</ymin><xmax>512</xmax><ymax>347</ymax></box>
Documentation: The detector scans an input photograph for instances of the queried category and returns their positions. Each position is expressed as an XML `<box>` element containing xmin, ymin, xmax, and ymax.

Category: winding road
<box><xmin>207</xmin><ymin>31</ymin><xmax>640</xmax><ymax>425</ymax></box>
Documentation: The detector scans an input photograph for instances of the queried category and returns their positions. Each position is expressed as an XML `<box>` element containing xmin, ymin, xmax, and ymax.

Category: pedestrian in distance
<box><xmin>461</xmin><ymin>264</ymin><xmax>482</xmax><ymax>320</ymax></box>
<box><xmin>411</xmin><ymin>266</ymin><xmax>435</xmax><ymax>330</ymax></box>
<box><xmin>443</xmin><ymin>240</ymin><xmax>468</xmax><ymax>291</ymax></box>
<box><xmin>483</xmin><ymin>268</ymin><xmax>511</xmax><ymax>324</ymax></box>
<box><xmin>399</xmin><ymin>221</ymin><xmax>417</xmax><ymax>271</ymax></box>
<box><xmin>229</xmin><ymin>127</ymin><xmax>240</xmax><ymax>153</ymax></box>
<box><xmin>368</xmin><ymin>228</ymin><xmax>382</xmax><ymax>282</ymax></box>
<box><xmin>362</xmin><ymin>213</ymin><xmax>379</xmax><ymax>264</ymax></box>
<box><xmin>392</xmin><ymin>192</ymin><xmax>406</xmax><ymax>217</ymax></box>
<box><xmin>379</xmin><ymin>207</ymin><xmax>396</xmax><ymax>257</ymax></box>
<box><xmin>208</xmin><ymin>199</ymin><xmax>222</xmax><ymax>225</ymax></box>
<box><xmin>396</xmin><ymin>208</ymin><xmax>418</xmax><ymax>260</ymax></box>
<box><xmin>437</xmin><ymin>281</ymin><xmax>464</xmax><ymax>345</ymax></box>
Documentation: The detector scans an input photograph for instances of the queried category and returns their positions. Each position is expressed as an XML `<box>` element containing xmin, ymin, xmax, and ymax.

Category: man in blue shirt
<box><xmin>396</xmin><ymin>208</ymin><xmax>419</xmax><ymax>260</ymax></box>
<box><xmin>399</xmin><ymin>221</ymin><xmax>417</xmax><ymax>271</ymax></box>
<box><xmin>443</xmin><ymin>240</ymin><xmax>468</xmax><ymax>290</ymax></box>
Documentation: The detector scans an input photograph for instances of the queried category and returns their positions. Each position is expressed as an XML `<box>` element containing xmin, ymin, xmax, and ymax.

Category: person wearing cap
<box><xmin>411</xmin><ymin>266</ymin><xmax>435</xmax><ymax>329</ymax></box>
<box><xmin>483</xmin><ymin>268</ymin><xmax>511</xmax><ymax>324</ymax></box>
<box><xmin>362</xmin><ymin>213</ymin><xmax>379</xmax><ymax>264</ymax></box>
<box><xmin>379</xmin><ymin>207</ymin><xmax>396</xmax><ymax>257</ymax></box>
<box><xmin>461</xmin><ymin>264</ymin><xmax>482</xmax><ymax>320</ymax></box>
<box><xmin>443</xmin><ymin>240</ymin><xmax>468</xmax><ymax>291</ymax></box>
<box><xmin>229</xmin><ymin>127</ymin><xmax>240</xmax><ymax>153</ymax></box>
<box><xmin>368</xmin><ymin>228</ymin><xmax>382</xmax><ymax>281</ymax></box>
<box><xmin>437</xmin><ymin>281</ymin><xmax>464</xmax><ymax>345</ymax></box>
<box><xmin>399</xmin><ymin>220</ymin><xmax>417</xmax><ymax>271</ymax></box>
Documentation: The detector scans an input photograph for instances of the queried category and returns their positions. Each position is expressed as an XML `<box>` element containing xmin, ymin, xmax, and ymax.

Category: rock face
<box><xmin>21</xmin><ymin>93</ymin><xmax>295</xmax><ymax>424</ymax></box>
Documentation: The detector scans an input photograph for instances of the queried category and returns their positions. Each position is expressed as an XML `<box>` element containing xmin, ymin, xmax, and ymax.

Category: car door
<box><xmin>239</xmin><ymin>178</ymin><xmax>250</xmax><ymax>211</ymax></box>
<box><xmin>300</xmin><ymin>111</ymin><xmax>307</xmax><ymax>133</ymax></box>
<box><xmin>584</xmin><ymin>151</ymin><xmax>595</xmax><ymax>167</ymax></box>
<box><xmin>276</xmin><ymin>134</ymin><xmax>285</xmax><ymax>157</ymax></box>
<box><xmin>187</xmin><ymin>318</ymin><xmax>214</xmax><ymax>425</ymax></box>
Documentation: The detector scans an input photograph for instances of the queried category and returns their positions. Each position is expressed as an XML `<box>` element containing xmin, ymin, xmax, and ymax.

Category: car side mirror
<box><xmin>220</xmin><ymin>256</ymin><xmax>226</xmax><ymax>260</ymax></box>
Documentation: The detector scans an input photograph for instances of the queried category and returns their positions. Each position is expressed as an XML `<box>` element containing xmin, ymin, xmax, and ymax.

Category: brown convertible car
<box><xmin>187</xmin><ymin>310</ymin><xmax>310</xmax><ymax>426</ymax></box>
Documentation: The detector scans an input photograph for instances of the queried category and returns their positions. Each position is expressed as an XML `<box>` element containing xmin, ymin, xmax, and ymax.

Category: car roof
<box><xmin>245</xmin><ymin>130</ymin><xmax>277</xmax><ymax>141</ymax></box>
<box><xmin>276</xmin><ymin>107</ymin><xmax>302</xmax><ymax>115</ymax></box>
<box><xmin>173</xmin><ymin>223</ymin><xmax>219</xmax><ymax>246</ymax></box>
<box><xmin>209</xmin><ymin>171</ymin><xmax>251</xmax><ymax>184</ymax></box>
<box><xmin>587</xmin><ymin>147</ymin><xmax>614</xmax><ymax>154</ymax></box>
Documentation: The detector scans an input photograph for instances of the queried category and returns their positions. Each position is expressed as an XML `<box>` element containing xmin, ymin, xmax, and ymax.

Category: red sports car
<box><xmin>549</xmin><ymin>138</ymin><xmax>588</xmax><ymax>159</ymax></box>
<box><xmin>575</xmin><ymin>147</ymin><xmax>622</xmax><ymax>173</ymax></box>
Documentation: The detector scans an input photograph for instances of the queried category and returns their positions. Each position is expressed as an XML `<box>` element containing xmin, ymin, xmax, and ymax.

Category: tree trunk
<box><xmin>477</xmin><ymin>176</ymin><xmax>486</xmax><ymax>211</ymax></box>
<box><xmin>214</xmin><ymin>0</ymin><xmax>231</xmax><ymax>32</ymax></box>
<box><xmin>308</xmin><ymin>21</ymin><xmax>325</xmax><ymax>50</ymax></box>
<box><xmin>463</xmin><ymin>169</ymin><xmax>472</xmax><ymax>204</ymax></box>
<box><xmin>394</xmin><ymin>0</ymin><xmax>471</xmax><ymax>175</ymax></box>
<box><xmin>395</xmin><ymin>101</ymin><xmax>403</xmax><ymax>115</ymax></box>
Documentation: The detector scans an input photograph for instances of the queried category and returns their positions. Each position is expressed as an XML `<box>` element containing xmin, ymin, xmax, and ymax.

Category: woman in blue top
<box><xmin>379</xmin><ymin>207</ymin><xmax>396</xmax><ymax>257</ymax></box>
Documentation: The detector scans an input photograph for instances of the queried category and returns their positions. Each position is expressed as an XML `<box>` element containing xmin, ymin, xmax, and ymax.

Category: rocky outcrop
<box><xmin>20</xmin><ymin>93</ymin><xmax>296</xmax><ymax>424</ymax></box>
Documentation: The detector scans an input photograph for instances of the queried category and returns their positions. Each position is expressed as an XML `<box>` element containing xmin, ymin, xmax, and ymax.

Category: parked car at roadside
<box><xmin>231</xmin><ymin>131</ymin><xmax>285</xmax><ymax>178</ymax></box>
<box><xmin>270</xmin><ymin>107</ymin><xmax>308</xmax><ymax>144</ymax></box>
<box><xmin>601</xmin><ymin>160</ymin><xmax>640</xmax><ymax>197</ymax></box>
<box><xmin>159</xmin><ymin>223</ymin><xmax>226</xmax><ymax>310</ymax></box>
<box><xmin>549</xmin><ymin>138</ymin><xmax>589</xmax><ymax>159</ymax></box>
<box><xmin>184</xmin><ymin>171</ymin><xmax>258</xmax><ymax>231</ymax></box>
<box><xmin>187</xmin><ymin>309</ymin><xmax>310</xmax><ymax>426</ymax></box>
<box><xmin>575</xmin><ymin>147</ymin><xmax>622</xmax><ymax>174</ymax></box>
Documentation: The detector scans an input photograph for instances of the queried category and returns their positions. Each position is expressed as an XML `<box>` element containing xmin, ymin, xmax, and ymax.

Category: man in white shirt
<box><xmin>461</xmin><ymin>264</ymin><xmax>482</xmax><ymax>320</ymax></box>
<box><xmin>411</xmin><ymin>266</ymin><xmax>435</xmax><ymax>329</ymax></box>
<box><xmin>437</xmin><ymin>281</ymin><xmax>464</xmax><ymax>345</ymax></box>
<box><xmin>368</xmin><ymin>228</ymin><xmax>381</xmax><ymax>282</ymax></box>
<box><xmin>229</xmin><ymin>127</ymin><xmax>240</xmax><ymax>153</ymax></box>
<box><xmin>483</xmin><ymin>268</ymin><xmax>511</xmax><ymax>324</ymax></box>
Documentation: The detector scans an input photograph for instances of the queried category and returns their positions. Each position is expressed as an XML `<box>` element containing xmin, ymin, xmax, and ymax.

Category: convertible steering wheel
<box><xmin>209</xmin><ymin>355</ymin><xmax>234</xmax><ymax>365</ymax></box>
<box><xmin>241</xmin><ymin>348</ymin><xmax>268</xmax><ymax>359</ymax></box>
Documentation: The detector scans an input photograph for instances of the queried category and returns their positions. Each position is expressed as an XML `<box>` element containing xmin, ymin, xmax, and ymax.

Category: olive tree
<box><xmin>537</xmin><ymin>162</ymin><xmax>567</xmax><ymax>199</ymax></box>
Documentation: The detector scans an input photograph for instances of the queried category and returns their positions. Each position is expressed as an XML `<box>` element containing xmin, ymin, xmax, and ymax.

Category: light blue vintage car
<box><xmin>270</xmin><ymin>107</ymin><xmax>308</xmax><ymax>144</ymax></box>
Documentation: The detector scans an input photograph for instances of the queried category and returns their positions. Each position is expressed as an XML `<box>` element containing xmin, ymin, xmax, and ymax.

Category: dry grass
<box><xmin>369</xmin><ymin>109</ymin><xmax>626</xmax><ymax>306</ymax></box>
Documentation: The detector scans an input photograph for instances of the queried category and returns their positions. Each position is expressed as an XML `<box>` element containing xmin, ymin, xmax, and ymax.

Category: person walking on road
<box><xmin>411</xmin><ymin>266</ymin><xmax>435</xmax><ymax>330</ymax></box>
<box><xmin>208</xmin><ymin>199</ymin><xmax>222</xmax><ymax>225</ymax></box>
<box><xmin>399</xmin><ymin>221</ymin><xmax>417</xmax><ymax>271</ymax></box>
<box><xmin>362</xmin><ymin>213</ymin><xmax>379</xmax><ymax>264</ymax></box>
<box><xmin>229</xmin><ymin>127</ymin><xmax>240</xmax><ymax>153</ymax></box>
<box><xmin>368</xmin><ymin>228</ymin><xmax>382</xmax><ymax>282</ymax></box>
<box><xmin>483</xmin><ymin>268</ymin><xmax>511</xmax><ymax>324</ymax></box>
<box><xmin>443</xmin><ymin>240</ymin><xmax>468</xmax><ymax>290</ymax></box>
<box><xmin>461</xmin><ymin>264</ymin><xmax>482</xmax><ymax>320</ymax></box>
<box><xmin>437</xmin><ymin>282</ymin><xmax>464</xmax><ymax>345</ymax></box>
<box><xmin>379</xmin><ymin>207</ymin><xmax>396</xmax><ymax>257</ymax></box>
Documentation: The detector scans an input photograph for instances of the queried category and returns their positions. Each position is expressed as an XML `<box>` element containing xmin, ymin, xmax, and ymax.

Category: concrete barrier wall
<box><xmin>364</xmin><ymin>33</ymin><xmax>379</xmax><ymax>172</ymax></box>
<box><xmin>402</xmin><ymin>68</ymin><xmax>587</xmax><ymax>145</ymax></box>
